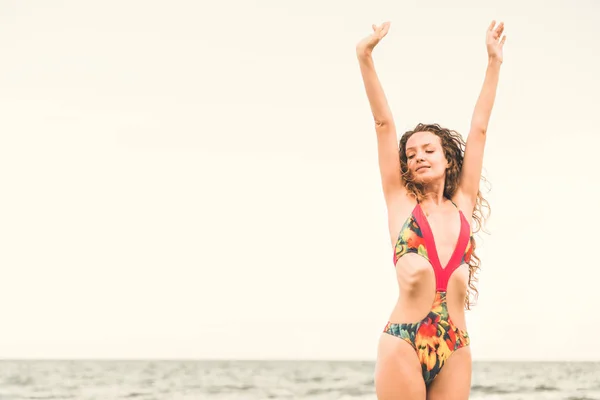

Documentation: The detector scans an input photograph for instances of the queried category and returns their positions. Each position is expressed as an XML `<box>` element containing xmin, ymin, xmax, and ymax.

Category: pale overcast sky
<box><xmin>0</xmin><ymin>0</ymin><xmax>598</xmax><ymax>361</ymax></box>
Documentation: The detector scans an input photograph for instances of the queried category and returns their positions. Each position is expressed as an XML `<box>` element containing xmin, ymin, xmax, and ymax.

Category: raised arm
<box><xmin>356</xmin><ymin>22</ymin><xmax>407</xmax><ymax>204</ymax></box>
<box><xmin>458</xmin><ymin>21</ymin><xmax>506</xmax><ymax>208</ymax></box>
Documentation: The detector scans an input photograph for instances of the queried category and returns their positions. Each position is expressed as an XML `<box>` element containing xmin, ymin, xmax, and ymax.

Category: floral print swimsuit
<box><xmin>383</xmin><ymin>200</ymin><xmax>473</xmax><ymax>386</ymax></box>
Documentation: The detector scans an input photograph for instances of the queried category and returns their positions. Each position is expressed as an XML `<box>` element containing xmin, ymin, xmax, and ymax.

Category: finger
<box><xmin>372</xmin><ymin>24</ymin><xmax>377</xmax><ymax>32</ymax></box>
<box><xmin>496</xmin><ymin>22</ymin><xmax>505</xmax><ymax>38</ymax></box>
<box><xmin>500</xmin><ymin>35</ymin><xmax>506</xmax><ymax>46</ymax></box>
<box><xmin>381</xmin><ymin>21</ymin><xmax>391</xmax><ymax>36</ymax></box>
<box><xmin>488</xmin><ymin>20</ymin><xmax>496</xmax><ymax>31</ymax></box>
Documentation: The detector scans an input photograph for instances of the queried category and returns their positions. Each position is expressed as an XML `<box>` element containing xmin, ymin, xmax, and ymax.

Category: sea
<box><xmin>0</xmin><ymin>360</ymin><xmax>598</xmax><ymax>400</ymax></box>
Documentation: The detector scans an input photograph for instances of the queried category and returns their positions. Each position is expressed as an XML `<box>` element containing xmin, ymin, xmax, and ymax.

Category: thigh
<box><xmin>426</xmin><ymin>346</ymin><xmax>472</xmax><ymax>400</ymax></box>
<box><xmin>375</xmin><ymin>333</ymin><xmax>426</xmax><ymax>400</ymax></box>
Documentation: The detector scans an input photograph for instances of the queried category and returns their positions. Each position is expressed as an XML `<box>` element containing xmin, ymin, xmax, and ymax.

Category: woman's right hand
<box><xmin>356</xmin><ymin>22</ymin><xmax>390</xmax><ymax>58</ymax></box>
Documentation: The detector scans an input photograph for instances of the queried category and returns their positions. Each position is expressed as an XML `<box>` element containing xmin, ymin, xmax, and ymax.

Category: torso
<box><xmin>386</xmin><ymin>195</ymin><xmax>473</xmax><ymax>331</ymax></box>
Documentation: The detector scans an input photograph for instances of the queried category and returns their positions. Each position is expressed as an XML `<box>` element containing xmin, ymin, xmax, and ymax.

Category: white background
<box><xmin>0</xmin><ymin>0</ymin><xmax>598</xmax><ymax>361</ymax></box>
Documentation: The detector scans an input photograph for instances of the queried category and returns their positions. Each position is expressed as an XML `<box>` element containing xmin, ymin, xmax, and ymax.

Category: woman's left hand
<box><xmin>486</xmin><ymin>20</ymin><xmax>506</xmax><ymax>63</ymax></box>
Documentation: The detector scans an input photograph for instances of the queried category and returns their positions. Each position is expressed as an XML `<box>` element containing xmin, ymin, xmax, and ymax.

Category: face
<box><xmin>405</xmin><ymin>131</ymin><xmax>448</xmax><ymax>184</ymax></box>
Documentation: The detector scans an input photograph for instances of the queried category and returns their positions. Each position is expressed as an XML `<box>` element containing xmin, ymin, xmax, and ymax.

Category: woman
<box><xmin>356</xmin><ymin>21</ymin><xmax>505</xmax><ymax>399</ymax></box>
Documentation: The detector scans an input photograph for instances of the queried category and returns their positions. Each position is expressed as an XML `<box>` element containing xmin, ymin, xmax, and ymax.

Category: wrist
<box><xmin>356</xmin><ymin>48</ymin><xmax>374</xmax><ymax>60</ymax></box>
<box><xmin>487</xmin><ymin>56</ymin><xmax>502</xmax><ymax>67</ymax></box>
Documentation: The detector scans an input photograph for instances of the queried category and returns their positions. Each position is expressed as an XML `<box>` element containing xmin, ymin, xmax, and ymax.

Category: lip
<box><xmin>416</xmin><ymin>166</ymin><xmax>430</xmax><ymax>171</ymax></box>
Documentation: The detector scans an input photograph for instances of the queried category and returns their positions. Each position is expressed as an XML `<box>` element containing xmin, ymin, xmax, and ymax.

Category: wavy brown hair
<box><xmin>399</xmin><ymin>123</ymin><xmax>491</xmax><ymax>310</ymax></box>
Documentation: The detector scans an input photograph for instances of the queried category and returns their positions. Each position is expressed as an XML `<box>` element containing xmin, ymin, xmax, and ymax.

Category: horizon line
<box><xmin>1</xmin><ymin>357</ymin><xmax>598</xmax><ymax>363</ymax></box>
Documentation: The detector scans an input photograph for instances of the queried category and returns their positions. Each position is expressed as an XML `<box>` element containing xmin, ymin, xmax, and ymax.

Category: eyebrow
<box><xmin>406</xmin><ymin>143</ymin><xmax>432</xmax><ymax>151</ymax></box>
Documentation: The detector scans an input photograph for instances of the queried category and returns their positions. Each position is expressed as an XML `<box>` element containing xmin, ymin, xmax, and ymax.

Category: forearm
<box><xmin>470</xmin><ymin>57</ymin><xmax>502</xmax><ymax>133</ymax></box>
<box><xmin>357</xmin><ymin>53</ymin><xmax>395</xmax><ymax>127</ymax></box>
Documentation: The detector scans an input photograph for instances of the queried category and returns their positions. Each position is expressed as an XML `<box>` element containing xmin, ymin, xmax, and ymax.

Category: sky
<box><xmin>0</xmin><ymin>0</ymin><xmax>598</xmax><ymax>362</ymax></box>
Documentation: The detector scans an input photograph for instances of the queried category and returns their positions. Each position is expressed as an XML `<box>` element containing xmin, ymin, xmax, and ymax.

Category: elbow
<box><xmin>375</xmin><ymin>118</ymin><xmax>392</xmax><ymax>128</ymax></box>
<box><xmin>470</xmin><ymin>125</ymin><xmax>487</xmax><ymax>136</ymax></box>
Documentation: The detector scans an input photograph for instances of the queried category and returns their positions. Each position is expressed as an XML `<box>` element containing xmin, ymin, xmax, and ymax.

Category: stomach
<box><xmin>388</xmin><ymin>259</ymin><xmax>469</xmax><ymax>330</ymax></box>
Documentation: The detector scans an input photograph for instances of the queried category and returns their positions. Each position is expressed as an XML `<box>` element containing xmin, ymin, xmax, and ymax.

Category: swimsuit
<box><xmin>383</xmin><ymin>199</ymin><xmax>473</xmax><ymax>385</ymax></box>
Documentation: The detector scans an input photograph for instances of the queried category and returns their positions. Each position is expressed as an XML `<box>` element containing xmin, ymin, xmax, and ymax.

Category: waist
<box><xmin>387</xmin><ymin>290</ymin><xmax>467</xmax><ymax>327</ymax></box>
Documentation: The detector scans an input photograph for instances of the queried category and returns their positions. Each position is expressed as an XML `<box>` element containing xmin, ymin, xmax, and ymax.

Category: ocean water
<box><xmin>0</xmin><ymin>360</ymin><xmax>598</xmax><ymax>400</ymax></box>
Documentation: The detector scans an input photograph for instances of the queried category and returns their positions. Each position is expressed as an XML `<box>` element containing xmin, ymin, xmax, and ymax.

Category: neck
<box><xmin>419</xmin><ymin>183</ymin><xmax>446</xmax><ymax>206</ymax></box>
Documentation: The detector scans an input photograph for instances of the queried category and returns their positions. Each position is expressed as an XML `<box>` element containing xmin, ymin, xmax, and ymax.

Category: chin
<box><xmin>413</xmin><ymin>171</ymin><xmax>442</xmax><ymax>185</ymax></box>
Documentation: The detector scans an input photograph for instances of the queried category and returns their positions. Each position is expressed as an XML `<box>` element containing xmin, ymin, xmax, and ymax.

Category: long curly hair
<box><xmin>398</xmin><ymin>123</ymin><xmax>491</xmax><ymax>310</ymax></box>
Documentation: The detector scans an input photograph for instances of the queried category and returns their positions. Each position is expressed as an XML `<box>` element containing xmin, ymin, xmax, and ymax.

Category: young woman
<box><xmin>356</xmin><ymin>21</ymin><xmax>505</xmax><ymax>399</ymax></box>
